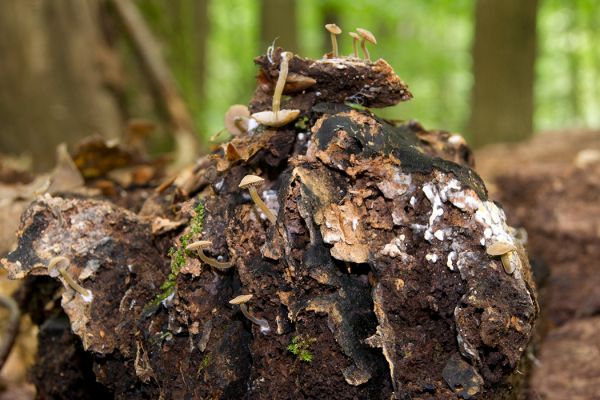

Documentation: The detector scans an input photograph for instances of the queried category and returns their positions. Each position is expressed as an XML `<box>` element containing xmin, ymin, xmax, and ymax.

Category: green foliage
<box><xmin>139</xmin><ymin>1</ymin><xmax>600</xmax><ymax>145</ymax></box>
<box><xmin>536</xmin><ymin>0</ymin><xmax>600</xmax><ymax>130</ymax></box>
<box><xmin>197</xmin><ymin>354</ymin><xmax>211</xmax><ymax>373</ymax></box>
<box><xmin>287</xmin><ymin>335</ymin><xmax>315</xmax><ymax>363</ymax></box>
<box><xmin>143</xmin><ymin>200</ymin><xmax>205</xmax><ymax>314</ymax></box>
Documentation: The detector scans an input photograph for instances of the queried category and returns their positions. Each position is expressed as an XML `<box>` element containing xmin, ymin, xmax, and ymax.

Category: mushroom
<box><xmin>325</xmin><ymin>23</ymin><xmax>342</xmax><ymax>58</ymax></box>
<box><xmin>356</xmin><ymin>28</ymin><xmax>377</xmax><ymax>61</ymax></box>
<box><xmin>47</xmin><ymin>256</ymin><xmax>93</xmax><ymax>302</ymax></box>
<box><xmin>486</xmin><ymin>241</ymin><xmax>519</xmax><ymax>275</ymax></box>
<box><xmin>251</xmin><ymin>51</ymin><xmax>300</xmax><ymax>127</ymax></box>
<box><xmin>229</xmin><ymin>294</ymin><xmax>270</xmax><ymax>334</ymax></box>
<box><xmin>284</xmin><ymin>73</ymin><xmax>317</xmax><ymax>93</ymax></box>
<box><xmin>224</xmin><ymin>104</ymin><xmax>251</xmax><ymax>136</ymax></box>
<box><xmin>239</xmin><ymin>175</ymin><xmax>276</xmax><ymax>224</ymax></box>
<box><xmin>348</xmin><ymin>32</ymin><xmax>360</xmax><ymax>58</ymax></box>
<box><xmin>186</xmin><ymin>240</ymin><xmax>232</xmax><ymax>271</ymax></box>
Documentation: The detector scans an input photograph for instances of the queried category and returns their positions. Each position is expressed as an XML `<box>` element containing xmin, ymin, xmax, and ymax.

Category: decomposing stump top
<box><xmin>1</xmin><ymin>46</ymin><xmax>538</xmax><ymax>400</ymax></box>
<box><xmin>250</xmin><ymin>48</ymin><xmax>412</xmax><ymax>113</ymax></box>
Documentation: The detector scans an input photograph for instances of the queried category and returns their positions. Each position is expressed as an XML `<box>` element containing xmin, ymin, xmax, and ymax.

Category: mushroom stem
<box><xmin>248</xmin><ymin>186</ymin><xmax>277</xmax><ymax>224</ymax></box>
<box><xmin>330</xmin><ymin>32</ymin><xmax>338</xmax><ymax>58</ymax></box>
<box><xmin>360</xmin><ymin>38</ymin><xmax>370</xmax><ymax>61</ymax></box>
<box><xmin>58</xmin><ymin>268</ymin><xmax>92</xmax><ymax>298</ymax></box>
<box><xmin>240</xmin><ymin>304</ymin><xmax>271</xmax><ymax>334</ymax></box>
<box><xmin>48</xmin><ymin>256</ymin><xmax>92</xmax><ymax>301</ymax></box>
<box><xmin>352</xmin><ymin>37</ymin><xmax>358</xmax><ymax>57</ymax></box>
<box><xmin>272</xmin><ymin>52</ymin><xmax>292</xmax><ymax>116</ymax></box>
<box><xmin>500</xmin><ymin>251</ymin><xmax>520</xmax><ymax>275</ymax></box>
<box><xmin>197</xmin><ymin>250</ymin><xmax>232</xmax><ymax>271</ymax></box>
<box><xmin>186</xmin><ymin>241</ymin><xmax>233</xmax><ymax>271</ymax></box>
<box><xmin>233</xmin><ymin>117</ymin><xmax>248</xmax><ymax>133</ymax></box>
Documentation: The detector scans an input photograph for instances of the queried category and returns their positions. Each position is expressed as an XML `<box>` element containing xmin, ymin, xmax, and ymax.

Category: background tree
<box><xmin>468</xmin><ymin>0</ymin><xmax>539</xmax><ymax>147</ymax></box>
<box><xmin>260</xmin><ymin>0</ymin><xmax>298</xmax><ymax>53</ymax></box>
<box><xmin>0</xmin><ymin>0</ymin><xmax>122</xmax><ymax>170</ymax></box>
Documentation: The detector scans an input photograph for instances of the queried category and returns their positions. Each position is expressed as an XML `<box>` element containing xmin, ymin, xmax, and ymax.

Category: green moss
<box><xmin>142</xmin><ymin>200</ymin><xmax>205</xmax><ymax>317</ymax></box>
<box><xmin>287</xmin><ymin>335</ymin><xmax>315</xmax><ymax>363</ymax></box>
<box><xmin>199</xmin><ymin>355</ymin><xmax>210</xmax><ymax>370</ymax></box>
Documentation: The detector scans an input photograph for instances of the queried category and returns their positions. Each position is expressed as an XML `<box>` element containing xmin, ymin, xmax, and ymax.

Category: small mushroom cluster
<box><xmin>325</xmin><ymin>24</ymin><xmax>377</xmax><ymax>61</ymax></box>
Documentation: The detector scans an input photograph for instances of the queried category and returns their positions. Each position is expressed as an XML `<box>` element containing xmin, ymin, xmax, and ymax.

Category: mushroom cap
<box><xmin>325</xmin><ymin>23</ymin><xmax>342</xmax><ymax>35</ymax></box>
<box><xmin>356</xmin><ymin>28</ymin><xmax>377</xmax><ymax>44</ymax></box>
<box><xmin>229</xmin><ymin>294</ymin><xmax>253</xmax><ymax>305</ymax></box>
<box><xmin>47</xmin><ymin>256</ymin><xmax>69</xmax><ymax>278</ymax></box>
<box><xmin>348</xmin><ymin>32</ymin><xmax>360</xmax><ymax>40</ymax></box>
<box><xmin>239</xmin><ymin>174</ymin><xmax>264</xmax><ymax>189</ymax></box>
<box><xmin>186</xmin><ymin>240</ymin><xmax>212</xmax><ymax>251</ymax></box>
<box><xmin>486</xmin><ymin>241</ymin><xmax>516</xmax><ymax>256</ymax></box>
<box><xmin>285</xmin><ymin>73</ymin><xmax>317</xmax><ymax>93</ymax></box>
<box><xmin>224</xmin><ymin>104</ymin><xmax>250</xmax><ymax>136</ymax></box>
<box><xmin>251</xmin><ymin>109</ymin><xmax>300</xmax><ymax>128</ymax></box>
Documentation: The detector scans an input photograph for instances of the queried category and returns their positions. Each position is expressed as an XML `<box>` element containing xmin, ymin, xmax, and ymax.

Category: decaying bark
<box><xmin>475</xmin><ymin>131</ymin><xmax>600</xmax><ymax>399</ymax></box>
<box><xmin>1</xmin><ymin>49</ymin><xmax>538</xmax><ymax>399</ymax></box>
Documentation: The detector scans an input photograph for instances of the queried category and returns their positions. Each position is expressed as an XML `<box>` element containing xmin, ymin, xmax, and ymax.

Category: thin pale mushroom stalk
<box><xmin>356</xmin><ymin>28</ymin><xmax>377</xmax><ymax>62</ymax></box>
<box><xmin>186</xmin><ymin>241</ymin><xmax>233</xmax><ymax>270</ymax></box>
<box><xmin>272</xmin><ymin>51</ymin><xmax>293</xmax><ymax>117</ymax></box>
<box><xmin>229</xmin><ymin>294</ymin><xmax>270</xmax><ymax>334</ymax></box>
<box><xmin>47</xmin><ymin>256</ymin><xmax>93</xmax><ymax>301</ymax></box>
<box><xmin>325</xmin><ymin>24</ymin><xmax>342</xmax><ymax>58</ymax></box>
<box><xmin>239</xmin><ymin>175</ymin><xmax>277</xmax><ymax>224</ymax></box>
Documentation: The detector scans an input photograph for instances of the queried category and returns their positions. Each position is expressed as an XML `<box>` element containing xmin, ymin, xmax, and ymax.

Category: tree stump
<box><xmin>2</xmin><ymin>49</ymin><xmax>538</xmax><ymax>399</ymax></box>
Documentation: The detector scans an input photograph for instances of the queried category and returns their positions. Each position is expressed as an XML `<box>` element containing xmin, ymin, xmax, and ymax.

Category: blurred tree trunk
<box><xmin>260</xmin><ymin>0</ymin><xmax>298</xmax><ymax>53</ymax></box>
<box><xmin>194</xmin><ymin>0</ymin><xmax>208</xmax><ymax>107</ymax></box>
<box><xmin>0</xmin><ymin>0</ymin><xmax>122</xmax><ymax>170</ymax></box>
<box><xmin>468</xmin><ymin>0</ymin><xmax>538</xmax><ymax>147</ymax></box>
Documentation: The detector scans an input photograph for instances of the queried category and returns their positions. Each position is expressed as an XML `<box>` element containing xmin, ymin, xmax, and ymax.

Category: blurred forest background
<box><xmin>0</xmin><ymin>0</ymin><xmax>599</xmax><ymax>169</ymax></box>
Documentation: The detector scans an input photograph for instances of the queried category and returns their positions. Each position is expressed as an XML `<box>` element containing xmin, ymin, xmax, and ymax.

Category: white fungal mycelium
<box><xmin>446</xmin><ymin>251</ymin><xmax>457</xmax><ymax>271</ymax></box>
<box><xmin>377</xmin><ymin>170</ymin><xmax>412</xmax><ymax>199</ymax></box>
<box><xmin>262</xmin><ymin>189</ymin><xmax>280</xmax><ymax>215</ymax></box>
<box><xmin>425</xmin><ymin>253</ymin><xmax>438</xmax><ymax>263</ymax></box>
<box><xmin>380</xmin><ymin>238</ymin><xmax>407</xmax><ymax>259</ymax></box>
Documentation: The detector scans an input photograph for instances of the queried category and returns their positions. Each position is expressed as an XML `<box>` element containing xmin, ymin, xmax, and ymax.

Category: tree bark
<box><xmin>260</xmin><ymin>0</ymin><xmax>298</xmax><ymax>53</ymax></box>
<box><xmin>0</xmin><ymin>0</ymin><xmax>121</xmax><ymax>171</ymax></box>
<box><xmin>467</xmin><ymin>0</ymin><xmax>539</xmax><ymax>147</ymax></box>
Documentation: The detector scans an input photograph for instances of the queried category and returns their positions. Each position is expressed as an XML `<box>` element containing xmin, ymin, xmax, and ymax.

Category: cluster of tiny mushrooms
<box><xmin>224</xmin><ymin>24</ymin><xmax>377</xmax><ymax>132</ymax></box>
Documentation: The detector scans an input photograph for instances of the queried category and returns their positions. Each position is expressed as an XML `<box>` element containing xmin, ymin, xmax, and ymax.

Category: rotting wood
<box><xmin>1</xmin><ymin>47</ymin><xmax>538</xmax><ymax>399</ymax></box>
